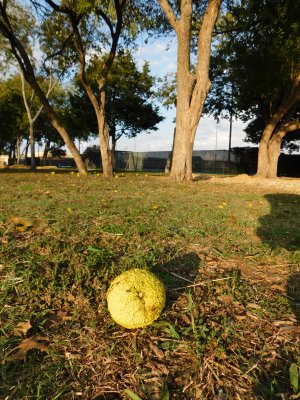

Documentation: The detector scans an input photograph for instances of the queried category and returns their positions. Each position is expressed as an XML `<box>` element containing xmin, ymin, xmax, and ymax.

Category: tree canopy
<box><xmin>206</xmin><ymin>0</ymin><xmax>300</xmax><ymax>176</ymax></box>
<box><xmin>68</xmin><ymin>51</ymin><xmax>163</xmax><ymax>155</ymax></box>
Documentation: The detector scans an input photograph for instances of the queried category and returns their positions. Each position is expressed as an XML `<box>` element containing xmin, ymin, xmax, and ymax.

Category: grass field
<box><xmin>0</xmin><ymin>170</ymin><xmax>299</xmax><ymax>400</ymax></box>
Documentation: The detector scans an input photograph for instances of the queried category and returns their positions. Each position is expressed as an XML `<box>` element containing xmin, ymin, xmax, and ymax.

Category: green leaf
<box><xmin>124</xmin><ymin>389</ymin><xmax>143</xmax><ymax>400</ymax></box>
<box><xmin>161</xmin><ymin>383</ymin><xmax>170</xmax><ymax>400</ymax></box>
<box><xmin>290</xmin><ymin>363</ymin><xmax>299</xmax><ymax>393</ymax></box>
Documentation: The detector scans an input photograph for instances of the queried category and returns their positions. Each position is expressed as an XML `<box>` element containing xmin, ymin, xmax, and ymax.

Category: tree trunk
<box><xmin>97</xmin><ymin>88</ymin><xmax>113</xmax><ymax>177</ymax></box>
<box><xmin>99</xmin><ymin>120</ymin><xmax>113</xmax><ymax>177</ymax></box>
<box><xmin>165</xmin><ymin>127</ymin><xmax>176</xmax><ymax>174</ymax></box>
<box><xmin>256</xmin><ymin>73</ymin><xmax>300</xmax><ymax>178</ymax></box>
<box><xmin>43</xmin><ymin>140</ymin><xmax>51</xmax><ymax>160</ymax></box>
<box><xmin>16</xmin><ymin>136</ymin><xmax>22</xmax><ymax>164</ymax></box>
<box><xmin>170</xmin><ymin>119</ymin><xmax>194</xmax><ymax>181</ymax></box>
<box><xmin>68</xmin><ymin>14</ymin><xmax>116</xmax><ymax>178</ymax></box>
<box><xmin>256</xmin><ymin>122</ymin><xmax>276</xmax><ymax>178</ymax></box>
<box><xmin>170</xmin><ymin>2</ymin><xmax>194</xmax><ymax>181</ymax></box>
<box><xmin>266</xmin><ymin>134</ymin><xmax>282</xmax><ymax>179</ymax></box>
<box><xmin>12</xmin><ymin>142</ymin><xmax>16</xmax><ymax>164</ymax></box>
<box><xmin>29</xmin><ymin>122</ymin><xmax>36</xmax><ymax>170</ymax></box>
<box><xmin>159</xmin><ymin>0</ymin><xmax>222</xmax><ymax>181</ymax></box>
<box><xmin>111</xmin><ymin>124</ymin><xmax>117</xmax><ymax>170</ymax></box>
<box><xmin>8</xmin><ymin>143</ymin><xmax>15</xmax><ymax>165</ymax></box>
<box><xmin>24</xmin><ymin>139</ymin><xmax>29</xmax><ymax>162</ymax></box>
<box><xmin>256</xmin><ymin>120</ymin><xmax>298</xmax><ymax>178</ymax></box>
<box><xmin>267</xmin><ymin>125</ymin><xmax>295</xmax><ymax>178</ymax></box>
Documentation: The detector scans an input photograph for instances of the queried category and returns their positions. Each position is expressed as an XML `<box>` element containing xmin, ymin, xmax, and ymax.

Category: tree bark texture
<box><xmin>158</xmin><ymin>0</ymin><xmax>222</xmax><ymax>181</ymax></box>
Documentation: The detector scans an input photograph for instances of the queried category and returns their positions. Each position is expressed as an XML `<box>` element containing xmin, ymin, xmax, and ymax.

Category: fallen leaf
<box><xmin>273</xmin><ymin>320</ymin><xmax>295</xmax><ymax>327</ymax></box>
<box><xmin>10</xmin><ymin>216</ymin><xmax>34</xmax><ymax>231</ymax></box>
<box><xmin>218</xmin><ymin>295</ymin><xmax>232</xmax><ymax>306</ymax></box>
<box><xmin>246</xmin><ymin>303</ymin><xmax>262</xmax><ymax>310</ymax></box>
<box><xmin>46</xmin><ymin>310</ymin><xmax>72</xmax><ymax>326</ymax></box>
<box><xmin>6</xmin><ymin>335</ymin><xmax>49</xmax><ymax>360</ymax></box>
<box><xmin>150</xmin><ymin>343</ymin><xmax>164</xmax><ymax>359</ymax></box>
<box><xmin>181</xmin><ymin>313</ymin><xmax>192</xmax><ymax>325</ymax></box>
<box><xmin>65</xmin><ymin>351</ymin><xmax>81</xmax><ymax>360</ymax></box>
<box><xmin>235</xmin><ymin>315</ymin><xmax>247</xmax><ymax>321</ymax></box>
<box><xmin>156</xmin><ymin>363</ymin><xmax>169</xmax><ymax>375</ymax></box>
<box><xmin>13</xmin><ymin>321</ymin><xmax>32</xmax><ymax>337</ymax></box>
<box><xmin>9</xmin><ymin>216</ymin><xmax>48</xmax><ymax>232</ymax></box>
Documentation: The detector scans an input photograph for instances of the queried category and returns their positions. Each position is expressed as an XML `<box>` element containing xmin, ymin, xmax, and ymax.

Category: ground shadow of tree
<box><xmin>154</xmin><ymin>251</ymin><xmax>201</xmax><ymax>306</ymax></box>
<box><xmin>254</xmin><ymin>193</ymin><xmax>300</xmax><ymax>398</ymax></box>
<box><xmin>257</xmin><ymin>193</ymin><xmax>300</xmax><ymax>251</ymax></box>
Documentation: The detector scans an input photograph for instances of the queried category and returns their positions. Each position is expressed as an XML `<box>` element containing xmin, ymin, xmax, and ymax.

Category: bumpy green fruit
<box><xmin>107</xmin><ymin>269</ymin><xmax>166</xmax><ymax>329</ymax></box>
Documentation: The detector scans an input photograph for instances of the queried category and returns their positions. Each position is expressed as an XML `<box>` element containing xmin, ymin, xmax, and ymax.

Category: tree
<box><xmin>69</xmin><ymin>51</ymin><xmax>163</xmax><ymax>166</ymax></box>
<box><xmin>20</xmin><ymin>70</ymin><xmax>58</xmax><ymax>168</ymax></box>
<box><xmin>40</xmin><ymin>0</ymin><xmax>153</xmax><ymax>177</ymax></box>
<box><xmin>0</xmin><ymin>74</ymin><xmax>28</xmax><ymax>161</ymax></box>
<box><xmin>0</xmin><ymin>1</ymin><xmax>87</xmax><ymax>173</ymax></box>
<box><xmin>157</xmin><ymin>0</ymin><xmax>222</xmax><ymax>181</ymax></box>
<box><xmin>207</xmin><ymin>0</ymin><xmax>300</xmax><ymax>178</ymax></box>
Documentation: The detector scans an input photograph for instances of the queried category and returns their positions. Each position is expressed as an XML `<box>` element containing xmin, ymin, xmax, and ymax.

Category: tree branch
<box><xmin>42</xmin><ymin>31</ymin><xmax>74</xmax><ymax>74</ymax></box>
<box><xmin>156</xmin><ymin>0</ymin><xmax>178</xmax><ymax>32</ymax></box>
<box><xmin>100</xmin><ymin>0</ymin><xmax>124</xmax><ymax>80</ymax></box>
<box><xmin>277</xmin><ymin>119</ymin><xmax>300</xmax><ymax>138</ymax></box>
<box><xmin>44</xmin><ymin>0</ymin><xmax>69</xmax><ymax>14</ymax></box>
<box><xmin>96</xmin><ymin>7</ymin><xmax>114</xmax><ymax>38</ymax></box>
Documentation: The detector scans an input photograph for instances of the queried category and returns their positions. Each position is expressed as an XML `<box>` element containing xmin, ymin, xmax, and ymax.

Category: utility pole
<box><xmin>228</xmin><ymin>112</ymin><xmax>233</xmax><ymax>174</ymax></box>
<box><xmin>228</xmin><ymin>83</ymin><xmax>234</xmax><ymax>175</ymax></box>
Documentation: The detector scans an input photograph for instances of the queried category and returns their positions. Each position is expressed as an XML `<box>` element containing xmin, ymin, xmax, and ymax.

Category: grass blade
<box><xmin>124</xmin><ymin>389</ymin><xmax>143</xmax><ymax>400</ymax></box>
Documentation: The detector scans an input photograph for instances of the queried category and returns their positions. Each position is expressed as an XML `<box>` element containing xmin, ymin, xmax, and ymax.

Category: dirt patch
<box><xmin>6</xmin><ymin>164</ymin><xmax>31</xmax><ymax>169</ymax></box>
<box><xmin>208</xmin><ymin>174</ymin><xmax>300</xmax><ymax>194</ymax></box>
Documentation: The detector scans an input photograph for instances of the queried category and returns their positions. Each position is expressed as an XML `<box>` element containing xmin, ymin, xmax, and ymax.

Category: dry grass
<box><xmin>0</xmin><ymin>171</ymin><xmax>299</xmax><ymax>399</ymax></box>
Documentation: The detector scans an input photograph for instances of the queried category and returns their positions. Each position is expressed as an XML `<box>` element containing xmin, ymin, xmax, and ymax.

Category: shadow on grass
<box><xmin>192</xmin><ymin>174</ymin><xmax>213</xmax><ymax>182</ymax></box>
<box><xmin>287</xmin><ymin>271</ymin><xmax>300</xmax><ymax>323</ymax></box>
<box><xmin>154</xmin><ymin>251</ymin><xmax>201</xmax><ymax>305</ymax></box>
<box><xmin>257</xmin><ymin>194</ymin><xmax>300</xmax><ymax>323</ymax></box>
<box><xmin>254</xmin><ymin>193</ymin><xmax>300</xmax><ymax>398</ymax></box>
<box><xmin>257</xmin><ymin>194</ymin><xmax>300</xmax><ymax>251</ymax></box>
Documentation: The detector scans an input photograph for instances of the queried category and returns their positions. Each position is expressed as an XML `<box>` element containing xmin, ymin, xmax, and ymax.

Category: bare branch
<box><xmin>96</xmin><ymin>7</ymin><xmax>114</xmax><ymax>37</ymax></box>
<box><xmin>20</xmin><ymin>69</ymin><xmax>33</xmax><ymax>125</ymax></box>
<box><xmin>42</xmin><ymin>31</ymin><xmax>74</xmax><ymax>74</ymax></box>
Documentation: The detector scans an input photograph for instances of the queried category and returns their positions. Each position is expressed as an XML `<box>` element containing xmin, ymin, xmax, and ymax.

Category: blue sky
<box><xmin>80</xmin><ymin>38</ymin><xmax>250</xmax><ymax>154</ymax></box>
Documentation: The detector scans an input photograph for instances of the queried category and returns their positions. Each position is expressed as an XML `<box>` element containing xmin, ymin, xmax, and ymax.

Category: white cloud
<box><xmin>134</xmin><ymin>38</ymin><xmax>177</xmax><ymax>75</ymax></box>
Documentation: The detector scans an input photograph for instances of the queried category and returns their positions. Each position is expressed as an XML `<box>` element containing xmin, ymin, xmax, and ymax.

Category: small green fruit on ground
<box><xmin>107</xmin><ymin>269</ymin><xmax>166</xmax><ymax>329</ymax></box>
